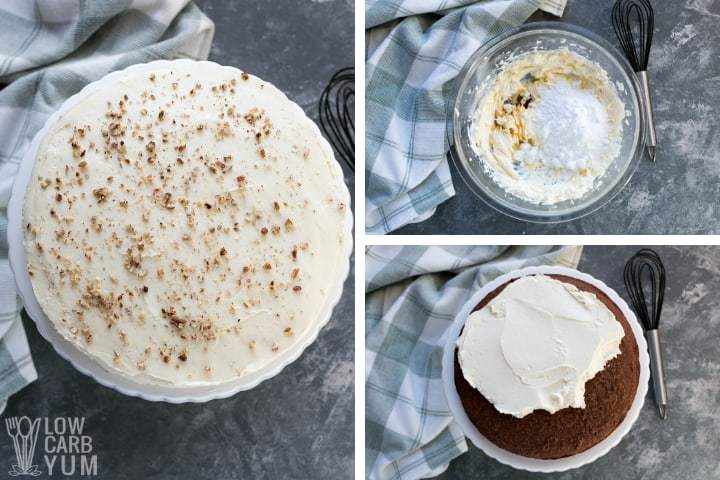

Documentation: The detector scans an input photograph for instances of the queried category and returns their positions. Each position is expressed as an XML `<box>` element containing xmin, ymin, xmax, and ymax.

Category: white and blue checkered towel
<box><xmin>365</xmin><ymin>245</ymin><xmax>582</xmax><ymax>479</ymax></box>
<box><xmin>365</xmin><ymin>0</ymin><xmax>566</xmax><ymax>234</ymax></box>
<box><xmin>0</xmin><ymin>0</ymin><xmax>214</xmax><ymax>406</ymax></box>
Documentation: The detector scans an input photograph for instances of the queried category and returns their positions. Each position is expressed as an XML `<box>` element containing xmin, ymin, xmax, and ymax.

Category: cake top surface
<box><xmin>458</xmin><ymin>274</ymin><xmax>624</xmax><ymax>418</ymax></box>
<box><xmin>23</xmin><ymin>62</ymin><xmax>349</xmax><ymax>386</ymax></box>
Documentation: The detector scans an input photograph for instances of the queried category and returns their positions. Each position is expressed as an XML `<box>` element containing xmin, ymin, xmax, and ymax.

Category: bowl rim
<box><xmin>7</xmin><ymin>59</ymin><xmax>354</xmax><ymax>403</ymax></box>
<box><xmin>448</xmin><ymin>21</ymin><xmax>647</xmax><ymax>224</ymax></box>
<box><xmin>441</xmin><ymin>265</ymin><xmax>650</xmax><ymax>472</ymax></box>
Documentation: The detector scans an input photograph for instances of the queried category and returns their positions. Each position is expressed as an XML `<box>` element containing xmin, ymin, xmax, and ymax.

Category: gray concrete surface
<box><xmin>395</xmin><ymin>0</ymin><xmax>720</xmax><ymax>234</ymax></box>
<box><xmin>0</xmin><ymin>1</ymin><xmax>355</xmax><ymax>479</ymax></box>
<box><xmin>439</xmin><ymin>245</ymin><xmax>720</xmax><ymax>479</ymax></box>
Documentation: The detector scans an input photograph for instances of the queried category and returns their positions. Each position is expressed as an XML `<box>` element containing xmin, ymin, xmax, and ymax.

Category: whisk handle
<box><xmin>645</xmin><ymin>328</ymin><xmax>667</xmax><ymax>419</ymax></box>
<box><xmin>637</xmin><ymin>71</ymin><xmax>657</xmax><ymax>160</ymax></box>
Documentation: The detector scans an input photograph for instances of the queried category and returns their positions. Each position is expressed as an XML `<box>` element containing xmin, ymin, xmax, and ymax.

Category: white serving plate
<box><xmin>442</xmin><ymin>266</ymin><xmax>650</xmax><ymax>472</ymax></box>
<box><xmin>7</xmin><ymin>59</ymin><xmax>353</xmax><ymax>403</ymax></box>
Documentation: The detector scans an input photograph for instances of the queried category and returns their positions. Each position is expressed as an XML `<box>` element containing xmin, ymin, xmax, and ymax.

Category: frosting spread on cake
<box><xmin>457</xmin><ymin>275</ymin><xmax>624</xmax><ymax>418</ymax></box>
<box><xmin>23</xmin><ymin>63</ymin><xmax>350</xmax><ymax>386</ymax></box>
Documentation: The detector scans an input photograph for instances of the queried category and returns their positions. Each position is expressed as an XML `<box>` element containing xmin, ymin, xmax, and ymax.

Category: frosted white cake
<box><xmin>23</xmin><ymin>62</ymin><xmax>350</xmax><ymax>387</ymax></box>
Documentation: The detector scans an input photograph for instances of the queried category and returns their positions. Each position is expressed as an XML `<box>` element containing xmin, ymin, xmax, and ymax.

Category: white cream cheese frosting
<box><xmin>457</xmin><ymin>275</ymin><xmax>624</xmax><ymax>418</ymax></box>
<box><xmin>23</xmin><ymin>62</ymin><xmax>350</xmax><ymax>387</ymax></box>
<box><xmin>470</xmin><ymin>49</ymin><xmax>625</xmax><ymax>205</ymax></box>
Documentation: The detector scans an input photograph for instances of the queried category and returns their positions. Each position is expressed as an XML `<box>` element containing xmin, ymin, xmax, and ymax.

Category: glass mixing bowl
<box><xmin>449</xmin><ymin>22</ymin><xmax>646</xmax><ymax>223</ymax></box>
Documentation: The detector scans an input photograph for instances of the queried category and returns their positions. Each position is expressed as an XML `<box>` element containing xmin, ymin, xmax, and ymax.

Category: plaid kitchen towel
<box><xmin>0</xmin><ymin>0</ymin><xmax>214</xmax><ymax>403</ymax></box>
<box><xmin>365</xmin><ymin>0</ymin><xmax>566</xmax><ymax>234</ymax></box>
<box><xmin>365</xmin><ymin>245</ymin><xmax>582</xmax><ymax>479</ymax></box>
<box><xmin>0</xmin><ymin>221</ymin><xmax>36</xmax><ymax>410</ymax></box>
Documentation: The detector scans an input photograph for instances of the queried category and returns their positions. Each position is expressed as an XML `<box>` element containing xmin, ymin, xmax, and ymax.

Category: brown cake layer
<box><xmin>454</xmin><ymin>274</ymin><xmax>640</xmax><ymax>459</ymax></box>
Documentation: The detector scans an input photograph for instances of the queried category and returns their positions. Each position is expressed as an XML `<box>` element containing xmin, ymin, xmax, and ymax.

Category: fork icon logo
<box><xmin>5</xmin><ymin>417</ymin><xmax>42</xmax><ymax>476</ymax></box>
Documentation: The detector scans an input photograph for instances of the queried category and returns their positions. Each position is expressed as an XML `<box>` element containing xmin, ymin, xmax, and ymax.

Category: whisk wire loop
<box><xmin>612</xmin><ymin>0</ymin><xmax>654</xmax><ymax>72</ymax></box>
<box><xmin>319</xmin><ymin>67</ymin><xmax>355</xmax><ymax>171</ymax></box>
<box><xmin>623</xmin><ymin>248</ymin><xmax>665</xmax><ymax>330</ymax></box>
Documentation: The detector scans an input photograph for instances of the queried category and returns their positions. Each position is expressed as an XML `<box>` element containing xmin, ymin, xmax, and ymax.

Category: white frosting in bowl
<box><xmin>457</xmin><ymin>275</ymin><xmax>624</xmax><ymax>418</ymax></box>
<box><xmin>470</xmin><ymin>49</ymin><xmax>625</xmax><ymax>205</ymax></box>
<box><xmin>22</xmin><ymin>62</ymin><xmax>350</xmax><ymax>387</ymax></box>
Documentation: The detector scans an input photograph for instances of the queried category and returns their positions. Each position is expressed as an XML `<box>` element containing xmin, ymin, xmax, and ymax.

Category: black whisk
<box><xmin>319</xmin><ymin>67</ymin><xmax>354</xmax><ymax>172</ymax></box>
<box><xmin>623</xmin><ymin>248</ymin><xmax>668</xmax><ymax>419</ymax></box>
<box><xmin>612</xmin><ymin>0</ymin><xmax>657</xmax><ymax>161</ymax></box>
<box><xmin>624</xmin><ymin>248</ymin><xmax>664</xmax><ymax>330</ymax></box>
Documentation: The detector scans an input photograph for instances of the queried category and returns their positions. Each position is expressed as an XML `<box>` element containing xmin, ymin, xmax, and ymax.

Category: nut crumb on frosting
<box><xmin>93</xmin><ymin>187</ymin><xmax>110</xmax><ymax>202</ymax></box>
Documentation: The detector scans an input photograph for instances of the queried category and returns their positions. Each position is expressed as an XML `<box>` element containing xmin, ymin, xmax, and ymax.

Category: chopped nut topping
<box><xmin>81</xmin><ymin>328</ymin><xmax>93</xmax><ymax>343</ymax></box>
<box><xmin>216</xmin><ymin>122</ymin><xmax>232</xmax><ymax>139</ymax></box>
<box><xmin>162</xmin><ymin>306</ymin><xmax>187</xmax><ymax>329</ymax></box>
<box><xmin>124</xmin><ymin>247</ymin><xmax>143</xmax><ymax>276</ymax></box>
<box><xmin>108</xmin><ymin>122</ymin><xmax>124</xmax><ymax>137</ymax></box>
<box><xmin>93</xmin><ymin>187</ymin><xmax>110</xmax><ymax>202</ymax></box>
<box><xmin>157</xmin><ymin>191</ymin><xmax>176</xmax><ymax>210</ymax></box>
